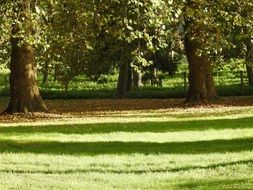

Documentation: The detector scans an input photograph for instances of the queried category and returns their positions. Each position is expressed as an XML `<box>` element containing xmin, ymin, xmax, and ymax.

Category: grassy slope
<box><xmin>0</xmin><ymin>107</ymin><xmax>253</xmax><ymax>189</ymax></box>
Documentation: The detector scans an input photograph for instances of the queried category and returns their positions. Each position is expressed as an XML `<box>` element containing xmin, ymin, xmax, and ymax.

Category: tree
<box><xmin>5</xmin><ymin>0</ymin><xmax>48</xmax><ymax>113</ymax></box>
<box><xmin>219</xmin><ymin>1</ymin><xmax>253</xmax><ymax>86</ymax></box>
<box><xmin>184</xmin><ymin>35</ymin><xmax>217</xmax><ymax>101</ymax></box>
<box><xmin>172</xmin><ymin>0</ymin><xmax>253</xmax><ymax>102</ymax></box>
<box><xmin>115</xmin><ymin>0</ymin><xmax>170</xmax><ymax>98</ymax></box>
<box><xmin>116</xmin><ymin>52</ymin><xmax>131</xmax><ymax>98</ymax></box>
<box><xmin>183</xmin><ymin>0</ymin><xmax>219</xmax><ymax>101</ymax></box>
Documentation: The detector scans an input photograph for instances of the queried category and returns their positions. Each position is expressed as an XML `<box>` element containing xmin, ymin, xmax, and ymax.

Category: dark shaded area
<box><xmin>1</xmin><ymin>85</ymin><xmax>253</xmax><ymax>100</ymax></box>
<box><xmin>168</xmin><ymin>159</ymin><xmax>253</xmax><ymax>173</ymax></box>
<box><xmin>177</xmin><ymin>179</ymin><xmax>253</xmax><ymax>190</ymax></box>
<box><xmin>0</xmin><ymin>138</ymin><xmax>252</xmax><ymax>155</ymax></box>
<box><xmin>1</xmin><ymin>116</ymin><xmax>253</xmax><ymax>135</ymax></box>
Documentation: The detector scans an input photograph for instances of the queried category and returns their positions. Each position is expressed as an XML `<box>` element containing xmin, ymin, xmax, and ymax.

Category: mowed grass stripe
<box><xmin>1</xmin><ymin>128</ymin><xmax>253</xmax><ymax>143</ymax></box>
<box><xmin>0</xmin><ymin>152</ymin><xmax>253</xmax><ymax>174</ymax></box>
<box><xmin>1</xmin><ymin>116</ymin><xmax>253</xmax><ymax>134</ymax></box>
<box><xmin>0</xmin><ymin>167</ymin><xmax>252</xmax><ymax>190</ymax></box>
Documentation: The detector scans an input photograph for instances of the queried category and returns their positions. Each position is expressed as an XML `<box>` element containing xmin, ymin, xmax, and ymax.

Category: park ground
<box><xmin>0</xmin><ymin>97</ymin><xmax>253</xmax><ymax>189</ymax></box>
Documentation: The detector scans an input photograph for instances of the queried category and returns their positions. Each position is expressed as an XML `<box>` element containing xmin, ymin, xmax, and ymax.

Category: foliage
<box><xmin>0</xmin><ymin>0</ymin><xmax>253</xmax><ymax>98</ymax></box>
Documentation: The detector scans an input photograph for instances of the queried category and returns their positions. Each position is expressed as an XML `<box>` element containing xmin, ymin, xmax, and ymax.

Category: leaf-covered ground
<box><xmin>1</xmin><ymin>96</ymin><xmax>253</xmax><ymax>122</ymax></box>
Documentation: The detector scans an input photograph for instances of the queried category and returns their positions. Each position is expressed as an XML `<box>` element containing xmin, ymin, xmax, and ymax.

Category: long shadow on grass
<box><xmin>1</xmin><ymin>116</ymin><xmax>253</xmax><ymax>134</ymax></box>
<box><xmin>176</xmin><ymin>179</ymin><xmax>253</xmax><ymax>190</ymax></box>
<box><xmin>0</xmin><ymin>138</ymin><xmax>253</xmax><ymax>155</ymax></box>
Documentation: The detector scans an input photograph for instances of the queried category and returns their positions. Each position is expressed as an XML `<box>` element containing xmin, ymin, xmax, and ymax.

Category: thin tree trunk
<box><xmin>150</xmin><ymin>67</ymin><xmax>158</xmax><ymax>86</ymax></box>
<box><xmin>246</xmin><ymin>66</ymin><xmax>253</xmax><ymax>85</ymax></box>
<box><xmin>133</xmin><ymin>70</ymin><xmax>142</xmax><ymax>88</ymax></box>
<box><xmin>246</xmin><ymin>39</ymin><xmax>253</xmax><ymax>86</ymax></box>
<box><xmin>116</xmin><ymin>61</ymin><xmax>129</xmax><ymax>99</ymax></box>
<box><xmin>42</xmin><ymin>62</ymin><xmax>49</xmax><ymax>84</ymax></box>
<box><xmin>54</xmin><ymin>65</ymin><xmax>60</xmax><ymax>81</ymax></box>
<box><xmin>5</xmin><ymin>0</ymin><xmax>48</xmax><ymax>113</ymax></box>
<box><xmin>127</xmin><ymin>64</ymin><xmax>133</xmax><ymax>92</ymax></box>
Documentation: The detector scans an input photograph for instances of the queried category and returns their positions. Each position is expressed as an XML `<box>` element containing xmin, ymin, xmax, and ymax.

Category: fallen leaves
<box><xmin>0</xmin><ymin>96</ymin><xmax>253</xmax><ymax>123</ymax></box>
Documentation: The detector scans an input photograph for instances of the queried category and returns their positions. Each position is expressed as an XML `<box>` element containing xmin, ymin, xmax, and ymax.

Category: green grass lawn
<box><xmin>2</xmin><ymin>70</ymin><xmax>253</xmax><ymax>99</ymax></box>
<box><xmin>0</xmin><ymin>107</ymin><xmax>253</xmax><ymax>189</ymax></box>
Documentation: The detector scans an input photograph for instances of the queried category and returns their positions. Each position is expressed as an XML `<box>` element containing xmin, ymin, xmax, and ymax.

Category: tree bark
<box><xmin>5</xmin><ymin>0</ymin><xmax>48</xmax><ymax>113</ymax></box>
<box><xmin>246</xmin><ymin>66</ymin><xmax>253</xmax><ymax>86</ymax></box>
<box><xmin>133</xmin><ymin>70</ymin><xmax>142</xmax><ymax>88</ymax></box>
<box><xmin>116</xmin><ymin>61</ymin><xmax>129</xmax><ymax>99</ymax></box>
<box><xmin>127</xmin><ymin>64</ymin><xmax>133</xmax><ymax>92</ymax></box>
<box><xmin>42</xmin><ymin>62</ymin><xmax>49</xmax><ymax>84</ymax></box>
<box><xmin>246</xmin><ymin>39</ymin><xmax>253</xmax><ymax>86</ymax></box>
<box><xmin>184</xmin><ymin>37</ymin><xmax>217</xmax><ymax>102</ymax></box>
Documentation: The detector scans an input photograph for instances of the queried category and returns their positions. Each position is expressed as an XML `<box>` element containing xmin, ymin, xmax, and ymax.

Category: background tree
<box><xmin>112</xmin><ymin>0</ymin><xmax>171</xmax><ymax>98</ymax></box>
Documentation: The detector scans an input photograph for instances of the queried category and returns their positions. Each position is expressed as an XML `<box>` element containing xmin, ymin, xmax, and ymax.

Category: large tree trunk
<box><xmin>5</xmin><ymin>0</ymin><xmax>48</xmax><ymax>113</ymax></box>
<box><xmin>246</xmin><ymin>39</ymin><xmax>253</xmax><ymax>86</ymax></box>
<box><xmin>184</xmin><ymin>0</ymin><xmax>217</xmax><ymax>102</ymax></box>
<box><xmin>116</xmin><ymin>61</ymin><xmax>129</xmax><ymax>99</ymax></box>
<box><xmin>185</xmin><ymin>37</ymin><xmax>217</xmax><ymax>102</ymax></box>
